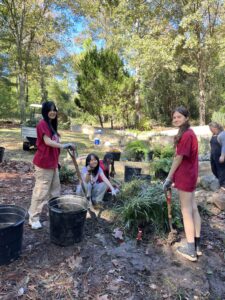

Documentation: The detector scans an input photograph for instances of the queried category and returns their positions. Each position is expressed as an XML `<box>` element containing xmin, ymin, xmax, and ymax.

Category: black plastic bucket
<box><xmin>0</xmin><ymin>205</ymin><xmax>27</xmax><ymax>266</ymax></box>
<box><xmin>124</xmin><ymin>166</ymin><xmax>142</xmax><ymax>182</ymax></box>
<box><xmin>147</xmin><ymin>151</ymin><xmax>154</xmax><ymax>161</ymax></box>
<box><xmin>106</xmin><ymin>151</ymin><xmax>121</xmax><ymax>161</ymax></box>
<box><xmin>0</xmin><ymin>147</ymin><xmax>5</xmax><ymax>163</ymax></box>
<box><xmin>155</xmin><ymin>169</ymin><xmax>168</xmax><ymax>180</ymax></box>
<box><xmin>48</xmin><ymin>195</ymin><xmax>88</xmax><ymax>246</ymax></box>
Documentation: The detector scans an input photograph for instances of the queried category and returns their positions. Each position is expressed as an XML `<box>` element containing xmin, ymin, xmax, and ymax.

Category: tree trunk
<box><xmin>134</xmin><ymin>67</ymin><xmax>141</xmax><ymax>127</ymax></box>
<box><xmin>18</xmin><ymin>73</ymin><xmax>26</xmax><ymax>123</ymax></box>
<box><xmin>98</xmin><ymin>115</ymin><xmax>104</xmax><ymax>128</ymax></box>
<box><xmin>40</xmin><ymin>62</ymin><xmax>48</xmax><ymax>102</ymax></box>
<box><xmin>110</xmin><ymin>116</ymin><xmax>114</xmax><ymax>129</ymax></box>
<box><xmin>198</xmin><ymin>50</ymin><xmax>207</xmax><ymax>125</ymax></box>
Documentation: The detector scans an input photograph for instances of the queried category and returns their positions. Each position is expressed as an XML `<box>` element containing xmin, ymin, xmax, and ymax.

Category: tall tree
<box><xmin>75</xmin><ymin>46</ymin><xmax>133</xmax><ymax>128</ymax></box>
<box><xmin>170</xmin><ymin>0</ymin><xmax>225</xmax><ymax>124</ymax></box>
<box><xmin>0</xmin><ymin>0</ymin><xmax>65</xmax><ymax>122</ymax></box>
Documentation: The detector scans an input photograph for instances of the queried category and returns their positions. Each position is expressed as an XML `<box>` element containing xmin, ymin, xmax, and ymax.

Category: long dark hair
<box><xmin>41</xmin><ymin>101</ymin><xmax>58</xmax><ymax>136</ymax></box>
<box><xmin>173</xmin><ymin>106</ymin><xmax>190</xmax><ymax>146</ymax></box>
<box><xmin>103</xmin><ymin>153</ymin><xmax>115</xmax><ymax>175</ymax></box>
<box><xmin>86</xmin><ymin>153</ymin><xmax>100</xmax><ymax>176</ymax></box>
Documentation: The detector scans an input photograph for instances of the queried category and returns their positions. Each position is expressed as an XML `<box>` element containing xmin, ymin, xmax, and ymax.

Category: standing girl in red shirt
<box><xmin>28</xmin><ymin>101</ymin><xmax>75</xmax><ymax>229</ymax></box>
<box><xmin>163</xmin><ymin>106</ymin><xmax>201</xmax><ymax>262</ymax></box>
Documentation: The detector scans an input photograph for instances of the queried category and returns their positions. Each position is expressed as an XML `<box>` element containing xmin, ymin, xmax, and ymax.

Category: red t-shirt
<box><xmin>173</xmin><ymin>129</ymin><xmax>198</xmax><ymax>192</ymax></box>
<box><xmin>98</xmin><ymin>160</ymin><xmax>109</xmax><ymax>183</ymax></box>
<box><xmin>33</xmin><ymin>119</ymin><xmax>60</xmax><ymax>169</ymax></box>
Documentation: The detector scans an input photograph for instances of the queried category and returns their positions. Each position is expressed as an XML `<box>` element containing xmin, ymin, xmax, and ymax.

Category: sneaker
<box><xmin>177</xmin><ymin>246</ymin><xmax>197</xmax><ymax>262</ymax></box>
<box><xmin>29</xmin><ymin>220</ymin><xmax>42</xmax><ymax>230</ymax></box>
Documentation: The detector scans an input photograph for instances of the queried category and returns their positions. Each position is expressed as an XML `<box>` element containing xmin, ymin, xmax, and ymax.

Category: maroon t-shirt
<box><xmin>173</xmin><ymin>129</ymin><xmax>198</xmax><ymax>192</ymax></box>
<box><xmin>33</xmin><ymin>119</ymin><xmax>60</xmax><ymax>169</ymax></box>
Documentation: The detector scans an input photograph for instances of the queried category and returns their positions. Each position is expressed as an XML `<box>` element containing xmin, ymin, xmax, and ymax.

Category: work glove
<box><xmin>163</xmin><ymin>178</ymin><xmax>172</xmax><ymax>192</ymax></box>
<box><xmin>62</xmin><ymin>143</ymin><xmax>76</xmax><ymax>150</ymax></box>
<box><xmin>111</xmin><ymin>188</ymin><xmax>119</xmax><ymax>196</ymax></box>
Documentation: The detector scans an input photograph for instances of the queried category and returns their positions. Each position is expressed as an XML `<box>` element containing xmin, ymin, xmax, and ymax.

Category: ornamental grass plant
<box><xmin>115</xmin><ymin>180</ymin><xmax>182</xmax><ymax>236</ymax></box>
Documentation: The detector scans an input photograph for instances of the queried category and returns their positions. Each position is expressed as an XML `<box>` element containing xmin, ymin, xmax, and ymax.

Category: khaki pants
<box><xmin>28</xmin><ymin>166</ymin><xmax>60</xmax><ymax>222</ymax></box>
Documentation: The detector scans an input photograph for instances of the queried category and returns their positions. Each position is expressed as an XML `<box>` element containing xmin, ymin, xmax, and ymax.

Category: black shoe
<box><xmin>196</xmin><ymin>245</ymin><xmax>202</xmax><ymax>256</ymax></box>
<box><xmin>177</xmin><ymin>245</ymin><xmax>197</xmax><ymax>262</ymax></box>
<box><xmin>195</xmin><ymin>237</ymin><xmax>202</xmax><ymax>256</ymax></box>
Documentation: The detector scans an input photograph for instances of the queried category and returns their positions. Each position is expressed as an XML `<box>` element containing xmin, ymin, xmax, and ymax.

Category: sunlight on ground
<box><xmin>0</xmin><ymin>127</ymin><xmax>153</xmax><ymax>180</ymax></box>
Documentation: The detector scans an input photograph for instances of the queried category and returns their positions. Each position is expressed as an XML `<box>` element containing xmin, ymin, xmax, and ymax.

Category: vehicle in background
<box><xmin>21</xmin><ymin>104</ymin><xmax>42</xmax><ymax>151</ymax></box>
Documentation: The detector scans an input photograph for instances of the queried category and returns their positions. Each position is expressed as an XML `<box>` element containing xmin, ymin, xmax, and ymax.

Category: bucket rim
<box><xmin>0</xmin><ymin>205</ymin><xmax>27</xmax><ymax>228</ymax></box>
<box><xmin>48</xmin><ymin>195</ymin><xmax>88</xmax><ymax>213</ymax></box>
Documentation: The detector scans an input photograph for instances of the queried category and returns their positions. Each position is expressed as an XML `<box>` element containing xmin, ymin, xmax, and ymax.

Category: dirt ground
<box><xmin>0</xmin><ymin>130</ymin><xmax>225</xmax><ymax>299</ymax></box>
<box><xmin>0</xmin><ymin>161</ymin><xmax>225</xmax><ymax>300</ymax></box>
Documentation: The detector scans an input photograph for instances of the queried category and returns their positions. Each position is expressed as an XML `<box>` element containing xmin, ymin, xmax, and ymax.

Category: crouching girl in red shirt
<box><xmin>163</xmin><ymin>106</ymin><xmax>201</xmax><ymax>262</ymax></box>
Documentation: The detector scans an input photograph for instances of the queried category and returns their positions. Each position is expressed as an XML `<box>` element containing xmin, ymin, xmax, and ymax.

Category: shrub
<box><xmin>124</xmin><ymin>140</ymin><xmax>149</xmax><ymax>161</ymax></box>
<box><xmin>211</xmin><ymin>111</ymin><xmax>225</xmax><ymax>127</ymax></box>
<box><xmin>59</xmin><ymin>165</ymin><xmax>76</xmax><ymax>183</ymax></box>
<box><xmin>160</xmin><ymin>144</ymin><xmax>174</xmax><ymax>158</ymax></box>
<box><xmin>152</xmin><ymin>143</ymin><xmax>174</xmax><ymax>159</ymax></box>
<box><xmin>115</xmin><ymin>181</ymin><xmax>182</xmax><ymax>236</ymax></box>
<box><xmin>137</xmin><ymin>117</ymin><xmax>153</xmax><ymax>131</ymax></box>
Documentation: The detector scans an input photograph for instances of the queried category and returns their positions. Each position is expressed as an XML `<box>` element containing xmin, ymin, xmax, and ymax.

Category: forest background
<box><xmin>0</xmin><ymin>0</ymin><xmax>225</xmax><ymax>129</ymax></box>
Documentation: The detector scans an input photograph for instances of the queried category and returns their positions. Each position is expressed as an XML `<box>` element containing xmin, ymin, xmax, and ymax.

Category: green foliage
<box><xmin>152</xmin><ymin>158</ymin><xmax>173</xmax><ymax>178</ymax></box>
<box><xmin>115</xmin><ymin>181</ymin><xmax>182</xmax><ymax>235</ymax></box>
<box><xmin>137</xmin><ymin>117</ymin><xmax>153</xmax><ymax>131</ymax></box>
<box><xmin>160</xmin><ymin>144</ymin><xmax>174</xmax><ymax>159</ymax></box>
<box><xmin>59</xmin><ymin>165</ymin><xmax>76</xmax><ymax>184</ymax></box>
<box><xmin>211</xmin><ymin>111</ymin><xmax>225</xmax><ymax>127</ymax></box>
<box><xmin>152</xmin><ymin>144</ymin><xmax>174</xmax><ymax>159</ymax></box>
<box><xmin>198</xmin><ymin>137</ymin><xmax>210</xmax><ymax>155</ymax></box>
<box><xmin>124</xmin><ymin>140</ymin><xmax>149</xmax><ymax>161</ymax></box>
<box><xmin>75</xmin><ymin>46</ymin><xmax>135</xmax><ymax>127</ymax></box>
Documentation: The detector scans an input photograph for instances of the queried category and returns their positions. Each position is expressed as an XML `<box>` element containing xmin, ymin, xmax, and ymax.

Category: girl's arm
<box><xmin>43</xmin><ymin>135</ymin><xmax>75</xmax><ymax>149</ymax></box>
<box><xmin>163</xmin><ymin>155</ymin><xmax>183</xmax><ymax>191</ymax></box>
<box><xmin>100</xmin><ymin>172</ymin><xmax>114</xmax><ymax>191</ymax></box>
<box><xmin>43</xmin><ymin>135</ymin><xmax>62</xmax><ymax>148</ymax></box>
<box><xmin>167</xmin><ymin>155</ymin><xmax>183</xmax><ymax>180</ymax></box>
<box><xmin>82</xmin><ymin>166</ymin><xmax>92</xmax><ymax>183</ymax></box>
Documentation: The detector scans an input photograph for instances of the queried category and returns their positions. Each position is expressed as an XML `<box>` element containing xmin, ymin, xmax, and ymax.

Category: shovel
<box><xmin>164</xmin><ymin>188</ymin><xmax>177</xmax><ymax>244</ymax></box>
<box><xmin>67</xmin><ymin>149</ymin><xmax>97</xmax><ymax>219</ymax></box>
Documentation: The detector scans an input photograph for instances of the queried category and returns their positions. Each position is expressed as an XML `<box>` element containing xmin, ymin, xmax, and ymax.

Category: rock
<box><xmin>198</xmin><ymin>153</ymin><xmax>210</xmax><ymax>161</ymax></box>
<box><xmin>213</xmin><ymin>191</ymin><xmax>225</xmax><ymax>210</ymax></box>
<box><xmin>199</xmin><ymin>175</ymin><xmax>219</xmax><ymax>191</ymax></box>
<box><xmin>198</xmin><ymin>162</ymin><xmax>212</xmax><ymax>177</ymax></box>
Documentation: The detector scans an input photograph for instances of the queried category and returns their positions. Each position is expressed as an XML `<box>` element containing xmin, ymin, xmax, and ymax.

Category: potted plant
<box><xmin>106</xmin><ymin>148</ymin><xmax>121</xmax><ymax>161</ymax></box>
<box><xmin>124</xmin><ymin>140</ymin><xmax>149</xmax><ymax>162</ymax></box>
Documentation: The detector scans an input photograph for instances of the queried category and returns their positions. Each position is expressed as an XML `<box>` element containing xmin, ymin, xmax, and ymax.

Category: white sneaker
<box><xmin>29</xmin><ymin>220</ymin><xmax>42</xmax><ymax>230</ymax></box>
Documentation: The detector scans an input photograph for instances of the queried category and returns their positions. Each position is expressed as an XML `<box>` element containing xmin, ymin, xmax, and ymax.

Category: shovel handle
<box><xmin>165</xmin><ymin>188</ymin><xmax>172</xmax><ymax>204</ymax></box>
<box><xmin>67</xmin><ymin>149</ymin><xmax>87</xmax><ymax>197</ymax></box>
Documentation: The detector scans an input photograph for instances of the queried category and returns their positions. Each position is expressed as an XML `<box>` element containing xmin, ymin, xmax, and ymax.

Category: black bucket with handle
<box><xmin>0</xmin><ymin>205</ymin><xmax>27</xmax><ymax>265</ymax></box>
<box><xmin>48</xmin><ymin>195</ymin><xmax>88</xmax><ymax>246</ymax></box>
